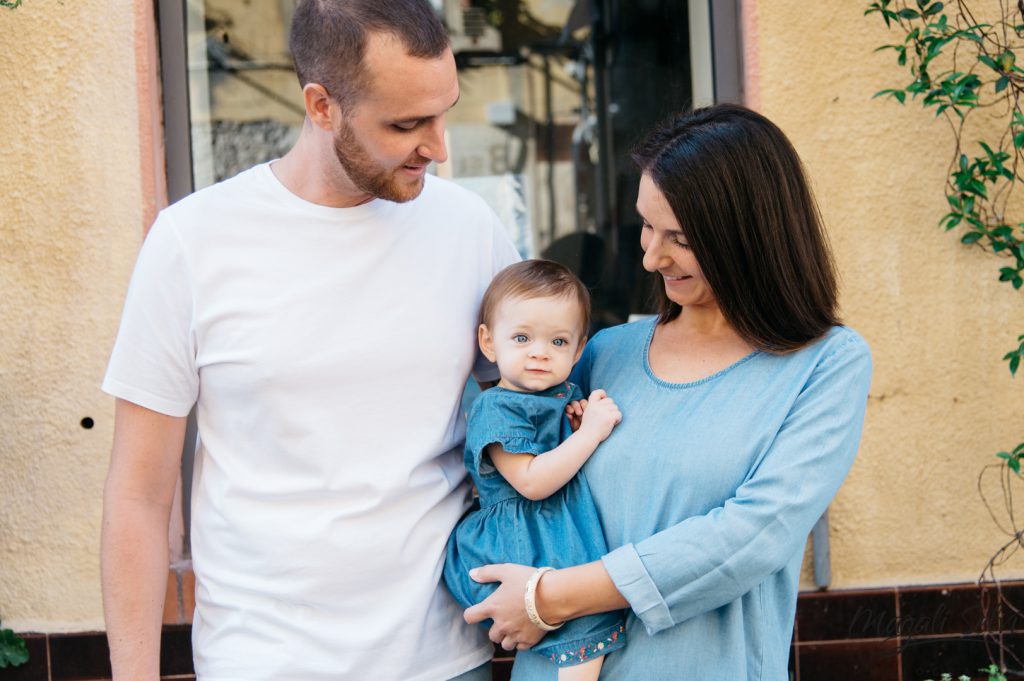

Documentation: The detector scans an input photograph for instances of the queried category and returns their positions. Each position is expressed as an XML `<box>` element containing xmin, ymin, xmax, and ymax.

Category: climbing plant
<box><xmin>867</xmin><ymin>0</ymin><xmax>1024</xmax><ymax>672</ymax></box>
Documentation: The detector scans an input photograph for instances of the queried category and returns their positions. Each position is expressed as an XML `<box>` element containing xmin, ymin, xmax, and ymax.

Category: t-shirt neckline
<box><xmin>255</xmin><ymin>161</ymin><xmax>396</xmax><ymax>220</ymax></box>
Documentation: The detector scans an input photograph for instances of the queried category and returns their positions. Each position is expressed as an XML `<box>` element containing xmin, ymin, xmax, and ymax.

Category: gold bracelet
<box><xmin>524</xmin><ymin>566</ymin><xmax>564</xmax><ymax>631</ymax></box>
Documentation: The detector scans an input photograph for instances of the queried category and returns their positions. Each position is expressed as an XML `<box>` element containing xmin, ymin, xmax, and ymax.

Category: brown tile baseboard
<box><xmin>10</xmin><ymin>577</ymin><xmax>1024</xmax><ymax>680</ymax></box>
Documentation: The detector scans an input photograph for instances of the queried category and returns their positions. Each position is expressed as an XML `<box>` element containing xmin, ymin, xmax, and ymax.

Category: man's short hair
<box><xmin>289</xmin><ymin>0</ymin><xmax>449</xmax><ymax>110</ymax></box>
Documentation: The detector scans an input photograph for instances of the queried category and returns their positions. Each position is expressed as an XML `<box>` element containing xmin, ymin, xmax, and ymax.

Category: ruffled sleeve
<box><xmin>465</xmin><ymin>390</ymin><xmax>542</xmax><ymax>477</ymax></box>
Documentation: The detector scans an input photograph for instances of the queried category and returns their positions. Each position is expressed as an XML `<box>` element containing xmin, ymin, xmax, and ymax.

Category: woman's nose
<box><xmin>642</xmin><ymin>238</ymin><xmax>666</xmax><ymax>272</ymax></box>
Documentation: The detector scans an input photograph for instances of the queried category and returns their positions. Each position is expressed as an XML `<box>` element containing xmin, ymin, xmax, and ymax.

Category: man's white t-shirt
<box><xmin>103</xmin><ymin>164</ymin><xmax>520</xmax><ymax>681</ymax></box>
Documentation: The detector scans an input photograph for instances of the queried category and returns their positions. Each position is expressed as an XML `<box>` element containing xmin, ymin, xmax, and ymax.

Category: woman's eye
<box><xmin>671</xmin><ymin>234</ymin><xmax>691</xmax><ymax>249</ymax></box>
<box><xmin>513</xmin><ymin>334</ymin><xmax>529</xmax><ymax>343</ymax></box>
<box><xmin>552</xmin><ymin>338</ymin><xmax>567</xmax><ymax>347</ymax></box>
<box><xmin>641</xmin><ymin>220</ymin><xmax>652</xmax><ymax>230</ymax></box>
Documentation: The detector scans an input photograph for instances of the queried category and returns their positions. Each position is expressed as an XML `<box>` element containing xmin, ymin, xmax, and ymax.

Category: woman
<box><xmin>463</xmin><ymin>104</ymin><xmax>872</xmax><ymax>680</ymax></box>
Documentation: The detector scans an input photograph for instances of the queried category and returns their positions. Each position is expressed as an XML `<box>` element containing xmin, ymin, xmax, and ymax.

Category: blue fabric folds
<box><xmin>444</xmin><ymin>382</ymin><xmax>626</xmax><ymax>667</ymax></box>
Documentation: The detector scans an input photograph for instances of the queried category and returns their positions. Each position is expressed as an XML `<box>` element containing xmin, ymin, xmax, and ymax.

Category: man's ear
<box><xmin>479</xmin><ymin>324</ymin><xmax>497</xmax><ymax>363</ymax></box>
<box><xmin>303</xmin><ymin>83</ymin><xmax>335</xmax><ymax>131</ymax></box>
<box><xmin>573</xmin><ymin>336</ymin><xmax>588</xmax><ymax>364</ymax></box>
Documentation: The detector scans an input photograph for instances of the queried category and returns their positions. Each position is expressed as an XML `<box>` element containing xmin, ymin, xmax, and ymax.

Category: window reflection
<box><xmin>184</xmin><ymin>0</ymin><xmax>697</xmax><ymax>327</ymax></box>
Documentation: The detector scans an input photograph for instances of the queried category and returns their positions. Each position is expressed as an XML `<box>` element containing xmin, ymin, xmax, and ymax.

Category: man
<box><xmin>100</xmin><ymin>1</ymin><xmax>519</xmax><ymax>679</ymax></box>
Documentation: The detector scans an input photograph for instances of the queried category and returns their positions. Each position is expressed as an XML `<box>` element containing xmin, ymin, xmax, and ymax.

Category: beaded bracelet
<box><xmin>524</xmin><ymin>566</ymin><xmax>564</xmax><ymax>631</ymax></box>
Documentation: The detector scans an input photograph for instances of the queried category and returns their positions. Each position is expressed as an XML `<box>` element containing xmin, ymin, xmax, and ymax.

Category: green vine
<box><xmin>867</xmin><ymin>1</ymin><xmax>1024</xmax><ymax>674</ymax></box>
<box><xmin>0</xmin><ymin>1</ymin><xmax>23</xmax><ymax>8</ymax></box>
<box><xmin>866</xmin><ymin>0</ymin><xmax>1023</xmax><ymax>453</ymax></box>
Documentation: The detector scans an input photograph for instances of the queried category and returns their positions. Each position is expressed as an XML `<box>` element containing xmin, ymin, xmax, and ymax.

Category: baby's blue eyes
<box><xmin>511</xmin><ymin>335</ymin><xmax>570</xmax><ymax>347</ymax></box>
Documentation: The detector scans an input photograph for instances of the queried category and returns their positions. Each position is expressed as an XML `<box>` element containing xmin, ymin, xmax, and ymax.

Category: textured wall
<box><xmin>3</xmin><ymin>0</ymin><xmax>1022</xmax><ymax>637</ymax></box>
<box><xmin>748</xmin><ymin>1</ymin><xmax>1024</xmax><ymax>588</ymax></box>
<box><xmin>0</xmin><ymin>0</ymin><xmax>144</xmax><ymax>630</ymax></box>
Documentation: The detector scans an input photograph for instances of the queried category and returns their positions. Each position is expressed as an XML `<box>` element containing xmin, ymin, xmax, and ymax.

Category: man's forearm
<box><xmin>101</xmin><ymin>490</ymin><xmax>174</xmax><ymax>680</ymax></box>
<box><xmin>102</xmin><ymin>399</ymin><xmax>188</xmax><ymax>680</ymax></box>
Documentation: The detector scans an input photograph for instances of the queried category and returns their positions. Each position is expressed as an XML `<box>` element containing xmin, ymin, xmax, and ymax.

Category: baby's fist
<box><xmin>580</xmin><ymin>390</ymin><xmax>622</xmax><ymax>441</ymax></box>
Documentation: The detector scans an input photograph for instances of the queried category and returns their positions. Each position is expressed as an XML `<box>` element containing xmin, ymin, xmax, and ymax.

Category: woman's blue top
<box><xmin>444</xmin><ymin>382</ymin><xmax>625</xmax><ymax>665</ymax></box>
<box><xmin>510</xmin><ymin>318</ymin><xmax>872</xmax><ymax>680</ymax></box>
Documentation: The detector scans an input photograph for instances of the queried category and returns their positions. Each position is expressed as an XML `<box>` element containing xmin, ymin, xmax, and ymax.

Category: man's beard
<box><xmin>333</xmin><ymin>120</ymin><xmax>428</xmax><ymax>203</ymax></box>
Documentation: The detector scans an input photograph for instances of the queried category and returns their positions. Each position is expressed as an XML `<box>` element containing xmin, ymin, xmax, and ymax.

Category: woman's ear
<box><xmin>478</xmin><ymin>324</ymin><xmax>497</xmax><ymax>362</ymax></box>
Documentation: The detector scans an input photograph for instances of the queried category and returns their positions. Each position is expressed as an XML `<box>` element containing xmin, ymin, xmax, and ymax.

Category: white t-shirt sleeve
<box><xmin>102</xmin><ymin>212</ymin><xmax>198</xmax><ymax>417</ymax></box>
<box><xmin>471</xmin><ymin>211</ymin><xmax>522</xmax><ymax>383</ymax></box>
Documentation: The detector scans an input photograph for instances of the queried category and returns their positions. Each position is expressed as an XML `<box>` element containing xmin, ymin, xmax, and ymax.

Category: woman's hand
<box><xmin>464</xmin><ymin>563</ymin><xmax>547</xmax><ymax>651</ymax></box>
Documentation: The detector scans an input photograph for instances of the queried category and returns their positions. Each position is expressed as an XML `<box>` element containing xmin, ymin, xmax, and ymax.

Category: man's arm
<box><xmin>101</xmin><ymin>399</ymin><xmax>188</xmax><ymax>681</ymax></box>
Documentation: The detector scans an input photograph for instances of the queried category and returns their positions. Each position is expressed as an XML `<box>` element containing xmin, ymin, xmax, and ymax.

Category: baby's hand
<box><xmin>579</xmin><ymin>390</ymin><xmax>621</xmax><ymax>441</ymax></box>
<box><xmin>565</xmin><ymin>399</ymin><xmax>588</xmax><ymax>432</ymax></box>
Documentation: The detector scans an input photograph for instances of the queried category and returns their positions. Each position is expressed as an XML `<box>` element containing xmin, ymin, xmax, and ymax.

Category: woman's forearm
<box><xmin>535</xmin><ymin>560</ymin><xmax>629</xmax><ymax>624</ymax></box>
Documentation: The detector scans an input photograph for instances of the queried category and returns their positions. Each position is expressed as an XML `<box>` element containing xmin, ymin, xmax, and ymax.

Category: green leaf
<box><xmin>873</xmin><ymin>88</ymin><xmax>906</xmax><ymax>104</ymax></box>
<box><xmin>1015</xmin><ymin>277</ymin><xmax>1023</xmax><ymax>290</ymax></box>
<box><xmin>1000</xmin><ymin>267</ymin><xmax>1019</xmax><ymax>281</ymax></box>
<box><xmin>925</xmin><ymin>1</ymin><xmax>944</xmax><ymax>15</ymax></box>
<box><xmin>997</xmin><ymin>76</ymin><xmax>1010</xmax><ymax>92</ymax></box>
<box><xmin>962</xmin><ymin>231</ymin><xmax>984</xmax><ymax>244</ymax></box>
<box><xmin>0</xmin><ymin>628</ymin><xmax>29</xmax><ymax>668</ymax></box>
<box><xmin>1000</xmin><ymin>51</ymin><xmax>1017</xmax><ymax>72</ymax></box>
<box><xmin>898</xmin><ymin>7</ymin><xmax>921</xmax><ymax>19</ymax></box>
<box><xmin>980</xmin><ymin>54</ymin><xmax>1001</xmax><ymax>70</ymax></box>
<box><xmin>1011</xmin><ymin>354</ymin><xmax>1021</xmax><ymax>375</ymax></box>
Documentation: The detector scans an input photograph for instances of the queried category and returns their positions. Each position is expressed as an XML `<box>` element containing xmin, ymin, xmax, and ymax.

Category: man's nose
<box><xmin>417</xmin><ymin>118</ymin><xmax>448</xmax><ymax>163</ymax></box>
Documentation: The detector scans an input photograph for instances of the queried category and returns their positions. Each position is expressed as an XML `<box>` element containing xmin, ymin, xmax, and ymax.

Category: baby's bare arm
<box><xmin>490</xmin><ymin>390</ymin><xmax>621</xmax><ymax>501</ymax></box>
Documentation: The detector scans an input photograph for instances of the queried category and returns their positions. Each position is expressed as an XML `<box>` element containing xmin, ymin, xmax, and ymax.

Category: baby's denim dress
<box><xmin>444</xmin><ymin>382</ymin><xmax>626</xmax><ymax>668</ymax></box>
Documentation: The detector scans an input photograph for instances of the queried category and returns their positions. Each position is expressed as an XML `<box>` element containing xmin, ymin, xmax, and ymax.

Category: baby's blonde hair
<box><xmin>480</xmin><ymin>260</ymin><xmax>591</xmax><ymax>338</ymax></box>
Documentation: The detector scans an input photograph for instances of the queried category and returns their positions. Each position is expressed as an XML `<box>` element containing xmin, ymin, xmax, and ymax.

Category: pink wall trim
<box><xmin>741</xmin><ymin>0</ymin><xmax>761</xmax><ymax>111</ymax></box>
<box><xmin>134</xmin><ymin>0</ymin><xmax>168</xmax><ymax>237</ymax></box>
<box><xmin>133</xmin><ymin>0</ymin><xmax>184</xmax><ymax>564</ymax></box>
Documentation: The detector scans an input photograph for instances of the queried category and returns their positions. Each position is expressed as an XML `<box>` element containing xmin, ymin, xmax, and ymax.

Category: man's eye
<box><xmin>552</xmin><ymin>338</ymin><xmax>567</xmax><ymax>347</ymax></box>
<box><xmin>392</xmin><ymin>123</ymin><xmax>417</xmax><ymax>132</ymax></box>
<box><xmin>513</xmin><ymin>334</ymin><xmax>529</xmax><ymax>343</ymax></box>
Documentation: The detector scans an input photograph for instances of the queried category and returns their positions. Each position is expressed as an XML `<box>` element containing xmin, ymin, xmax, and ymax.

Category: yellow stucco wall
<box><xmin>749</xmin><ymin>1</ymin><xmax>1024</xmax><ymax>588</ymax></box>
<box><xmin>3</xmin><ymin>0</ymin><xmax>1023</xmax><ymax>636</ymax></box>
<box><xmin>0</xmin><ymin>0</ymin><xmax>143</xmax><ymax>630</ymax></box>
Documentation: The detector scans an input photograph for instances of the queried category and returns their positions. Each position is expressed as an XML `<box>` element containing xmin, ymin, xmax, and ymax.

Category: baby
<box><xmin>444</xmin><ymin>259</ymin><xmax>626</xmax><ymax>680</ymax></box>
